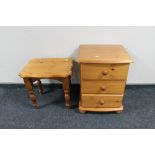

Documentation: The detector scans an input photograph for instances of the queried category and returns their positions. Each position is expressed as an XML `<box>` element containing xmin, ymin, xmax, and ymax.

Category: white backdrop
<box><xmin>0</xmin><ymin>26</ymin><xmax>155</xmax><ymax>84</ymax></box>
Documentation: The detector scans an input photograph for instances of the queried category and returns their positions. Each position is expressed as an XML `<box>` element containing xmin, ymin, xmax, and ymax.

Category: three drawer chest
<box><xmin>78</xmin><ymin>45</ymin><xmax>132</xmax><ymax>113</ymax></box>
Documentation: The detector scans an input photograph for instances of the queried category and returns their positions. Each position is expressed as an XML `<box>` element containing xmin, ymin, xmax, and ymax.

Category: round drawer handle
<box><xmin>99</xmin><ymin>100</ymin><xmax>105</xmax><ymax>105</ymax></box>
<box><xmin>100</xmin><ymin>86</ymin><xmax>106</xmax><ymax>91</ymax></box>
<box><xmin>102</xmin><ymin>71</ymin><xmax>108</xmax><ymax>75</ymax></box>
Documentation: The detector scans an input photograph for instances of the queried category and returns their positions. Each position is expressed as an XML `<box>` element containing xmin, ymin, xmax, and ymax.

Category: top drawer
<box><xmin>81</xmin><ymin>64</ymin><xmax>129</xmax><ymax>80</ymax></box>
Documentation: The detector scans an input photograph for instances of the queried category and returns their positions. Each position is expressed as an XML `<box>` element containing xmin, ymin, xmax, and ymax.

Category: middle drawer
<box><xmin>81</xmin><ymin>80</ymin><xmax>126</xmax><ymax>94</ymax></box>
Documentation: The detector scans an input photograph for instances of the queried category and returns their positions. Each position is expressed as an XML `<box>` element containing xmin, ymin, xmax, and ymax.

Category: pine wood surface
<box><xmin>20</xmin><ymin>58</ymin><xmax>72</xmax><ymax>109</ymax></box>
<box><xmin>78</xmin><ymin>44</ymin><xmax>132</xmax><ymax>113</ymax></box>
<box><xmin>81</xmin><ymin>63</ymin><xmax>129</xmax><ymax>80</ymax></box>
<box><xmin>78</xmin><ymin>45</ymin><xmax>132</xmax><ymax>63</ymax></box>
<box><xmin>79</xmin><ymin>100</ymin><xmax>123</xmax><ymax>113</ymax></box>
<box><xmin>81</xmin><ymin>94</ymin><xmax>123</xmax><ymax>108</ymax></box>
<box><xmin>81</xmin><ymin>80</ymin><xmax>126</xmax><ymax>94</ymax></box>
<box><xmin>19</xmin><ymin>58</ymin><xmax>73</xmax><ymax>78</ymax></box>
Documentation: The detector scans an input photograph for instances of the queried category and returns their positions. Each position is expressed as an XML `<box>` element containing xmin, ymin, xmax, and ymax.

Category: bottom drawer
<box><xmin>81</xmin><ymin>94</ymin><xmax>123</xmax><ymax>108</ymax></box>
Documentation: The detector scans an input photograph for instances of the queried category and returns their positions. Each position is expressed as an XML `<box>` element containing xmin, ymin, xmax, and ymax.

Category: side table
<box><xmin>19</xmin><ymin>58</ymin><xmax>73</xmax><ymax>109</ymax></box>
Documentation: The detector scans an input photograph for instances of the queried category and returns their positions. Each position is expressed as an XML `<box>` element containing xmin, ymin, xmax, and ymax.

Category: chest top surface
<box><xmin>78</xmin><ymin>45</ymin><xmax>132</xmax><ymax>64</ymax></box>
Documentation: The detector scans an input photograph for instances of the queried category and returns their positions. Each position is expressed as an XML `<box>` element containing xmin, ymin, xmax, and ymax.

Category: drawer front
<box><xmin>81</xmin><ymin>64</ymin><xmax>129</xmax><ymax>80</ymax></box>
<box><xmin>81</xmin><ymin>94</ymin><xmax>123</xmax><ymax>108</ymax></box>
<box><xmin>81</xmin><ymin>80</ymin><xmax>126</xmax><ymax>94</ymax></box>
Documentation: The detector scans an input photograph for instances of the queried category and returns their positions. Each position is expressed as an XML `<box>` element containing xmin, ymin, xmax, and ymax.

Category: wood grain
<box><xmin>81</xmin><ymin>63</ymin><xmax>129</xmax><ymax>80</ymax></box>
<box><xmin>23</xmin><ymin>78</ymin><xmax>38</xmax><ymax>108</ymax></box>
<box><xmin>81</xmin><ymin>94</ymin><xmax>123</xmax><ymax>108</ymax></box>
<box><xmin>78</xmin><ymin>44</ymin><xmax>132</xmax><ymax>113</ymax></box>
<box><xmin>79</xmin><ymin>100</ymin><xmax>123</xmax><ymax>113</ymax></box>
<box><xmin>20</xmin><ymin>58</ymin><xmax>73</xmax><ymax>109</ymax></box>
<box><xmin>81</xmin><ymin>80</ymin><xmax>126</xmax><ymax>94</ymax></box>
<box><xmin>19</xmin><ymin>58</ymin><xmax>73</xmax><ymax>78</ymax></box>
<box><xmin>62</xmin><ymin>76</ymin><xmax>71</xmax><ymax>109</ymax></box>
<box><xmin>78</xmin><ymin>45</ymin><xmax>132</xmax><ymax>63</ymax></box>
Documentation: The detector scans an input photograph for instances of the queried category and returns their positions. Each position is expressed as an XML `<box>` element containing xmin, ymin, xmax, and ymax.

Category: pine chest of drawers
<box><xmin>78</xmin><ymin>45</ymin><xmax>132</xmax><ymax>113</ymax></box>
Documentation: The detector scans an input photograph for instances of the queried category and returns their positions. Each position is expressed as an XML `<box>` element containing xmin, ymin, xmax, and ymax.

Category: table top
<box><xmin>78</xmin><ymin>45</ymin><xmax>132</xmax><ymax>63</ymax></box>
<box><xmin>19</xmin><ymin>58</ymin><xmax>73</xmax><ymax>78</ymax></box>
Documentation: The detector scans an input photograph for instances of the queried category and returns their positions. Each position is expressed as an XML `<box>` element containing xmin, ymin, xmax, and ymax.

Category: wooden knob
<box><xmin>100</xmin><ymin>100</ymin><xmax>105</xmax><ymax>105</ymax></box>
<box><xmin>102</xmin><ymin>71</ymin><xmax>108</xmax><ymax>75</ymax></box>
<box><xmin>100</xmin><ymin>86</ymin><xmax>106</xmax><ymax>91</ymax></box>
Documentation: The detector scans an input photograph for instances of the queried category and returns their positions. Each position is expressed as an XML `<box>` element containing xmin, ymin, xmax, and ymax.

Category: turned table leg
<box><xmin>23</xmin><ymin>78</ymin><xmax>39</xmax><ymax>108</ymax></box>
<box><xmin>62</xmin><ymin>76</ymin><xmax>71</xmax><ymax>109</ymax></box>
<box><xmin>37</xmin><ymin>79</ymin><xmax>43</xmax><ymax>95</ymax></box>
